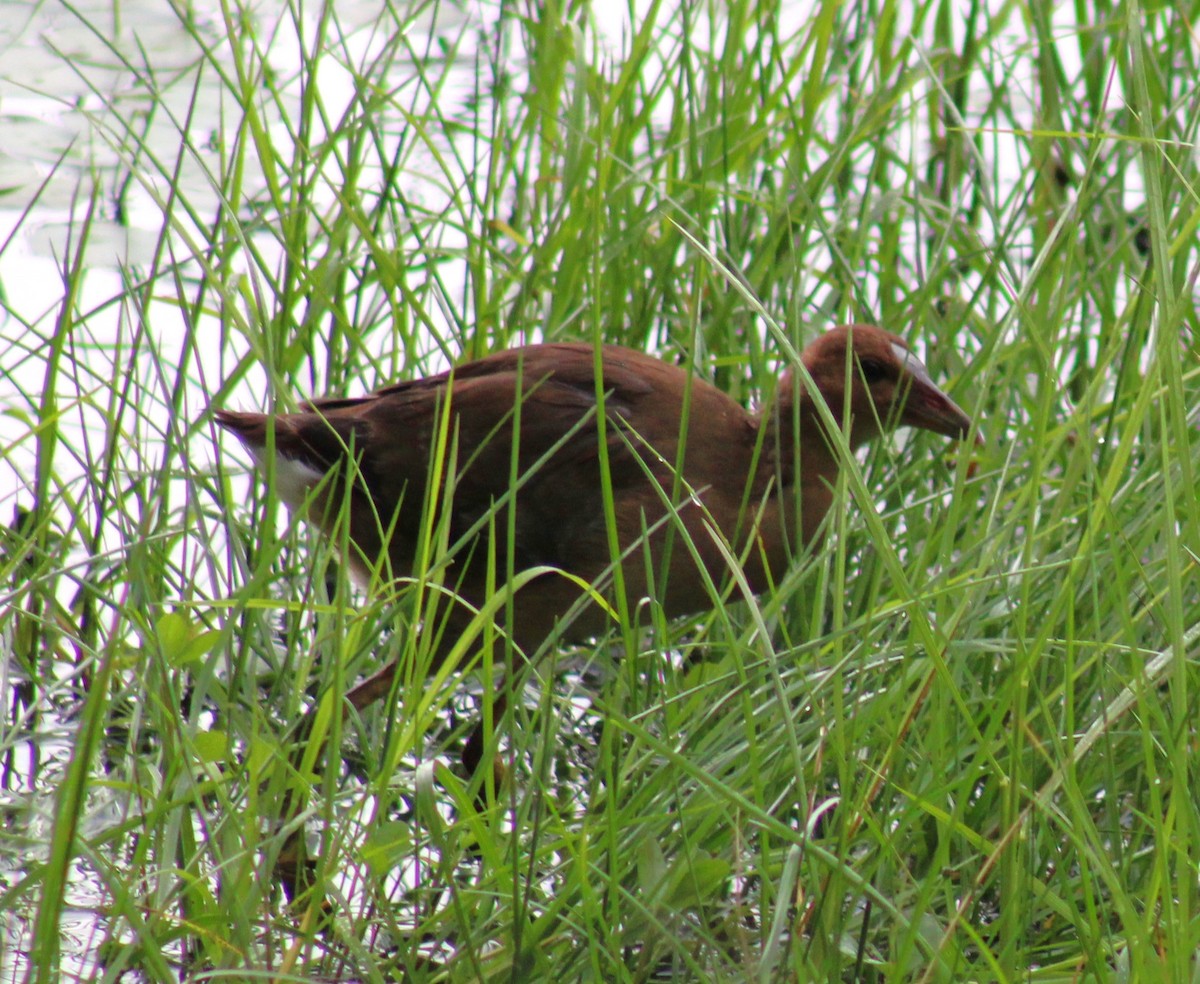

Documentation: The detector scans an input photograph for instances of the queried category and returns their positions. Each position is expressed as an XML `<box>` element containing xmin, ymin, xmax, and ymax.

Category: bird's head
<box><xmin>781</xmin><ymin>324</ymin><xmax>976</xmax><ymax>448</ymax></box>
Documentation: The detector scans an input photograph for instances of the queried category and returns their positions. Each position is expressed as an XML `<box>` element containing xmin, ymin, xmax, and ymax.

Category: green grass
<box><xmin>1</xmin><ymin>0</ymin><xmax>1198</xmax><ymax>980</ymax></box>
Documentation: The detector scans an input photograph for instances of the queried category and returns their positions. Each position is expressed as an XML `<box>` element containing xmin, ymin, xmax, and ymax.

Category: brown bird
<box><xmin>214</xmin><ymin>325</ymin><xmax>975</xmax><ymax>709</ymax></box>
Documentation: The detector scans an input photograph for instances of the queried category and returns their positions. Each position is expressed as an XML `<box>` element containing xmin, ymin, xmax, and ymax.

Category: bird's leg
<box><xmin>462</xmin><ymin>689</ymin><xmax>510</xmax><ymax>800</ymax></box>
<box><xmin>345</xmin><ymin>660</ymin><xmax>399</xmax><ymax>710</ymax></box>
<box><xmin>347</xmin><ymin>656</ymin><xmax>508</xmax><ymax>800</ymax></box>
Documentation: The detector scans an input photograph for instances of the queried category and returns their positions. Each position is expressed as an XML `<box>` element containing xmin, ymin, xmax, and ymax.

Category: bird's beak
<box><xmin>893</xmin><ymin>346</ymin><xmax>979</xmax><ymax>442</ymax></box>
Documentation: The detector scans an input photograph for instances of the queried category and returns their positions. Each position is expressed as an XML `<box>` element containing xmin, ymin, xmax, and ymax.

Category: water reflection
<box><xmin>0</xmin><ymin>0</ymin><xmax>476</xmax><ymax>265</ymax></box>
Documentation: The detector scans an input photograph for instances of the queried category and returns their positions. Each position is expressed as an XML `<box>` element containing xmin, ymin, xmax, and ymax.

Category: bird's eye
<box><xmin>858</xmin><ymin>358</ymin><xmax>888</xmax><ymax>384</ymax></box>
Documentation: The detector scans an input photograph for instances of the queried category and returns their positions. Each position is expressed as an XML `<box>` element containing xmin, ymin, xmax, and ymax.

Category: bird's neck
<box><xmin>768</xmin><ymin>381</ymin><xmax>854</xmax><ymax>470</ymax></box>
<box><xmin>738</xmin><ymin>390</ymin><xmax>846</xmax><ymax>590</ymax></box>
<box><xmin>772</xmin><ymin>390</ymin><xmax>846</xmax><ymax>520</ymax></box>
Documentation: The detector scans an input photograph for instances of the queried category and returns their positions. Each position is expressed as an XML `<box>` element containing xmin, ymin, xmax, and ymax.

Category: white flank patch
<box><xmin>271</xmin><ymin>454</ymin><xmax>327</xmax><ymax>510</ymax></box>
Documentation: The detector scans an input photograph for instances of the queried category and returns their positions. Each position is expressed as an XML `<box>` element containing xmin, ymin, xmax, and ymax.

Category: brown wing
<box><xmin>249</xmin><ymin>344</ymin><xmax>683</xmax><ymax>577</ymax></box>
<box><xmin>216</xmin><ymin>340</ymin><xmax>770</xmax><ymax>637</ymax></box>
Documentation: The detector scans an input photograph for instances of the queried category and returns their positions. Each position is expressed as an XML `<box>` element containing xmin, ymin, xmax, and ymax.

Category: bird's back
<box><xmin>215</xmin><ymin>344</ymin><xmax>763</xmax><ymax>621</ymax></box>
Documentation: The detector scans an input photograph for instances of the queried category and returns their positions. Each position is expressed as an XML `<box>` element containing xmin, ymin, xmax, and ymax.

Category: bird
<box><xmin>214</xmin><ymin>325</ymin><xmax>975</xmax><ymax>712</ymax></box>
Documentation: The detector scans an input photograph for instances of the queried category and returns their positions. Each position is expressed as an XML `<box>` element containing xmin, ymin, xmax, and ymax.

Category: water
<box><xmin>0</xmin><ymin>0</ymin><xmax>1178</xmax><ymax>979</ymax></box>
<box><xmin>0</xmin><ymin>2</ymin><xmax>485</xmax><ymax>979</ymax></box>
